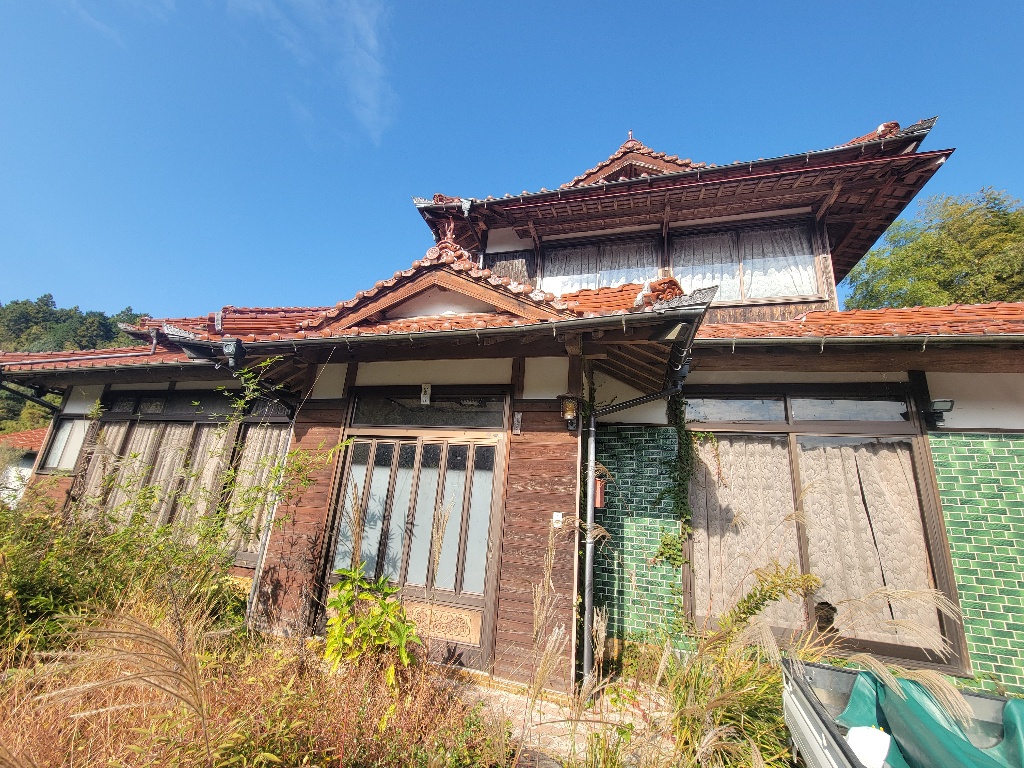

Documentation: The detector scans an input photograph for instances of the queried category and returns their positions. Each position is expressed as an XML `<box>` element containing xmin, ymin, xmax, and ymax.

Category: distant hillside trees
<box><xmin>0</xmin><ymin>295</ymin><xmax>146</xmax><ymax>434</ymax></box>
<box><xmin>843</xmin><ymin>189</ymin><xmax>1024</xmax><ymax>309</ymax></box>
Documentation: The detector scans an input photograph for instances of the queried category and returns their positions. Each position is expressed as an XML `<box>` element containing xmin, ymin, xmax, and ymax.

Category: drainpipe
<box><xmin>582</xmin><ymin>344</ymin><xmax>692</xmax><ymax>678</ymax></box>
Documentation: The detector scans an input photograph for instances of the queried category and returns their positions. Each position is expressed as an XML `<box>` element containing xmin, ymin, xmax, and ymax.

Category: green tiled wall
<box><xmin>594</xmin><ymin>425</ymin><xmax>683</xmax><ymax>641</ymax></box>
<box><xmin>595</xmin><ymin>426</ymin><xmax>1024</xmax><ymax>692</ymax></box>
<box><xmin>929</xmin><ymin>432</ymin><xmax>1024</xmax><ymax>694</ymax></box>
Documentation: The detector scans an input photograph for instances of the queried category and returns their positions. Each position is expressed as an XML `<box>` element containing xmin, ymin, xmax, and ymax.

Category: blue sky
<box><xmin>1</xmin><ymin>1</ymin><xmax>1022</xmax><ymax>318</ymax></box>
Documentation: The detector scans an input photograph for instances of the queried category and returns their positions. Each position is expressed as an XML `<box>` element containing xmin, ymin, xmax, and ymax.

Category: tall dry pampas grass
<box><xmin>0</xmin><ymin>603</ymin><xmax>510</xmax><ymax>767</ymax></box>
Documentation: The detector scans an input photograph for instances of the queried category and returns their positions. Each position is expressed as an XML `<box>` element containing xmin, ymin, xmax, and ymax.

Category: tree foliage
<box><xmin>0</xmin><ymin>293</ymin><xmax>144</xmax><ymax>353</ymax></box>
<box><xmin>842</xmin><ymin>189</ymin><xmax>1024</xmax><ymax>309</ymax></box>
<box><xmin>0</xmin><ymin>295</ymin><xmax>147</xmax><ymax>434</ymax></box>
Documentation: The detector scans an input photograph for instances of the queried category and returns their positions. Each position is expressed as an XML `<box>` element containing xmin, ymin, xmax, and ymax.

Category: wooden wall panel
<box><xmin>253</xmin><ymin>405</ymin><xmax>346</xmax><ymax>633</ymax></box>
<box><xmin>691</xmin><ymin>345</ymin><xmax>1024</xmax><ymax>374</ymax></box>
<box><xmin>703</xmin><ymin>300</ymin><xmax>831</xmax><ymax>324</ymax></box>
<box><xmin>493</xmin><ymin>409</ymin><xmax>580</xmax><ymax>692</ymax></box>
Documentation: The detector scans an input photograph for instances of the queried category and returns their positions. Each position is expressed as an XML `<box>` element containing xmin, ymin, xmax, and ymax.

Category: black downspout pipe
<box><xmin>581</xmin><ymin>344</ymin><xmax>692</xmax><ymax>678</ymax></box>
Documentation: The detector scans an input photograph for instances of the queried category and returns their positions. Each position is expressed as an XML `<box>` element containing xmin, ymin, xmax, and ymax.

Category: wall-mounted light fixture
<box><xmin>925</xmin><ymin>398</ymin><xmax>955</xmax><ymax>428</ymax></box>
<box><xmin>558</xmin><ymin>394</ymin><xmax>579</xmax><ymax>432</ymax></box>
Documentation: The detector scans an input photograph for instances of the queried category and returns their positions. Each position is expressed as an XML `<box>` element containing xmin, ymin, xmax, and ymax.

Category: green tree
<box><xmin>842</xmin><ymin>189</ymin><xmax>1024</xmax><ymax>309</ymax></box>
<box><xmin>0</xmin><ymin>296</ymin><xmax>147</xmax><ymax>434</ymax></box>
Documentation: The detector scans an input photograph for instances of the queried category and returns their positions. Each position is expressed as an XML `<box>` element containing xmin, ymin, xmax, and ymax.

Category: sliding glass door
<box><xmin>333</xmin><ymin>437</ymin><xmax>500</xmax><ymax>607</ymax></box>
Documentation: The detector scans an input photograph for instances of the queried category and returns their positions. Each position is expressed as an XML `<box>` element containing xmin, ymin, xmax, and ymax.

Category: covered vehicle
<box><xmin>781</xmin><ymin>659</ymin><xmax>1023</xmax><ymax>768</ymax></box>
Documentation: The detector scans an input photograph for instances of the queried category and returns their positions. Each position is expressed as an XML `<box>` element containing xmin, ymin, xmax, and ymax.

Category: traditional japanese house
<box><xmin>3</xmin><ymin>117</ymin><xmax>1024</xmax><ymax>693</ymax></box>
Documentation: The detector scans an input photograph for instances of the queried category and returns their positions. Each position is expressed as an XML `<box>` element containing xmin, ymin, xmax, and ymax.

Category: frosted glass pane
<box><xmin>405</xmin><ymin>443</ymin><xmax>441</xmax><ymax>586</ymax></box>
<box><xmin>434</xmin><ymin>445</ymin><xmax>468</xmax><ymax>591</ymax></box>
<box><xmin>383</xmin><ymin>443</ymin><xmax>416</xmax><ymax>581</ymax></box>
<box><xmin>791</xmin><ymin>398</ymin><xmax>909</xmax><ymax>422</ymax></box>
<box><xmin>462</xmin><ymin>446</ymin><xmax>495</xmax><ymax>594</ymax></box>
<box><xmin>353</xmin><ymin>396</ymin><xmax>504</xmax><ymax>428</ymax></box>
<box><xmin>333</xmin><ymin>442</ymin><xmax>371</xmax><ymax>571</ymax></box>
<box><xmin>361</xmin><ymin>442</ymin><xmax>395</xmax><ymax>577</ymax></box>
<box><xmin>42</xmin><ymin>420</ymin><xmax>74</xmax><ymax>469</ymax></box>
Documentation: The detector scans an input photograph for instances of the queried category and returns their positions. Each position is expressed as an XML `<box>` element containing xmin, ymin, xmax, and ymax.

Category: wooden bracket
<box><xmin>816</xmin><ymin>182</ymin><xmax>843</xmax><ymax>222</ymax></box>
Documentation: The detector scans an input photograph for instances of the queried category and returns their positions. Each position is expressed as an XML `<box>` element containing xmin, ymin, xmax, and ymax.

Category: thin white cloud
<box><xmin>58</xmin><ymin>0</ymin><xmax>176</xmax><ymax>42</ymax></box>
<box><xmin>61</xmin><ymin>0</ymin><xmax>124</xmax><ymax>44</ymax></box>
<box><xmin>228</xmin><ymin>0</ymin><xmax>396</xmax><ymax>144</ymax></box>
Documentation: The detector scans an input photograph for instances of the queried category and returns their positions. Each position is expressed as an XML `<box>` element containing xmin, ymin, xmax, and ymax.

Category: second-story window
<box><xmin>540</xmin><ymin>237</ymin><xmax>660</xmax><ymax>295</ymax></box>
<box><xmin>671</xmin><ymin>224</ymin><xmax>818</xmax><ymax>301</ymax></box>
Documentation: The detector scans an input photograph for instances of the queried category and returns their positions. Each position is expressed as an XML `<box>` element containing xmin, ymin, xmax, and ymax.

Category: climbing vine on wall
<box><xmin>652</xmin><ymin>531</ymin><xmax>686</xmax><ymax>568</ymax></box>
<box><xmin>655</xmin><ymin>395</ymin><xmax>715</xmax><ymax>534</ymax></box>
<box><xmin>653</xmin><ymin>395</ymin><xmax>718</xmax><ymax>567</ymax></box>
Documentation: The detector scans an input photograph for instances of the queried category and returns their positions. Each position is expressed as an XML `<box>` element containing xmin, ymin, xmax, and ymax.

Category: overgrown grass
<box><xmin>0</xmin><ymin>601</ymin><xmax>510</xmax><ymax>767</ymax></box>
<box><xmin>0</xmin><ymin>482</ymin><xmax>246</xmax><ymax>660</ymax></box>
<box><xmin>0</xmin><ymin>360</ymin><xmax>512</xmax><ymax>766</ymax></box>
<box><xmin>0</xmin><ymin>485</ymin><xmax>510</xmax><ymax>766</ymax></box>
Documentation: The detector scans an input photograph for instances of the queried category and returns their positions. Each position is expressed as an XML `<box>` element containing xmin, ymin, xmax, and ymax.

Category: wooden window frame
<box><xmin>60</xmin><ymin>388</ymin><xmax>293</xmax><ymax>568</ymax></box>
<box><xmin>681</xmin><ymin>382</ymin><xmax>970</xmax><ymax>676</ymax></box>
<box><xmin>321</xmin><ymin>388</ymin><xmax>511</xmax><ymax>667</ymax></box>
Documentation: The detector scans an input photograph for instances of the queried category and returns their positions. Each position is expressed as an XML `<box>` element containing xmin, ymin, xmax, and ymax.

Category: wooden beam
<box><xmin>512</xmin><ymin>357</ymin><xmax>525</xmax><ymax>400</ymax></box>
<box><xmin>816</xmin><ymin>182</ymin><xmax>843</xmax><ymax>222</ymax></box>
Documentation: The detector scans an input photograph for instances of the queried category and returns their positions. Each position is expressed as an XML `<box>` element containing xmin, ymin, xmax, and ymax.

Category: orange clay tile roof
<box><xmin>0</xmin><ymin>427</ymin><xmax>48</xmax><ymax>452</ymax></box>
<box><xmin>560</xmin><ymin>134</ymin><xmax>707</xmax><ymax>189</ymax></box>
<box><xmin>0</xmin><ymin>346</ymin><xmax>205</xmax><ymax>373</ymax></box>
<box><xmin>696</xmin><ymin>302</ymin><xmax>1024</xmax><ymax>340</ymax></box>
<box><xmin>3</xmin><ymin>292</ymin><xmax>1023</xmax><ymax>376</ymax></box>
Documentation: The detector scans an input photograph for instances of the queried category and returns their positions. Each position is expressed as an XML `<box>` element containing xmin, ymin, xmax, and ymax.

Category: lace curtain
<box><xmin>740</xmin><ymin>226</ymin><xmax>817</xmax><ymax>298</ymax></box>
<box><xmin>540</xmin><ymin>239</ymin><xmax>660</xmax><ymax>295</ymax></box>
<box><xmin>689</xmin><ymin>434</ymin><xmax>805</xmax><ymax>629</ymax></box>
<box><xmin>797</xmin><ymin>438</ymin><xmax>941</xmax><ymax>648</ymax></box>
<box><xmin>171</xmin><ymin>423</ymin><xmax>231</xmax><ymax>534</ymax></box>
<box><xmin>671</xmin><ymin>231</ymin><xmax>742</xmax><ymax>301</ymax></box>
<box><xmin>671</xmin><ymin>224</ymin><xmax>818</xmax><ymax>300</ymax></box>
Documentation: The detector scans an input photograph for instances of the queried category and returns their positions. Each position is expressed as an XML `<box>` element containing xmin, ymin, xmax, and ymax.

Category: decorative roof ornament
<box><xmin>162</xmin><ymin>323</ymin><xmax>199</xmax><ymax>340</ymax></box>
<box><xmin>561</xmin><ymin>133</ymin><xmax>706</xmax><ymax>189</ymax></box>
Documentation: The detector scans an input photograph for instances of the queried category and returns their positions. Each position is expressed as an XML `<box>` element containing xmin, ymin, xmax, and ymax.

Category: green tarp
<box><xmin>835</xmin><ymin>673</ymin><xmax>1024</xmax><ymax>768</ymax></box>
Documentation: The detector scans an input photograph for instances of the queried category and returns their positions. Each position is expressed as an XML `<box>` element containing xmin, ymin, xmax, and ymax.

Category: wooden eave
<box><xmin>419</xmin><ymin>138</ymin><xmax>951</xmax><ymax>283</ymax></box>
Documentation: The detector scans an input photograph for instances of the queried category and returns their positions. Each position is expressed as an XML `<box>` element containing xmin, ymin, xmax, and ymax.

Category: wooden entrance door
<box><xmin>331</xmin><ymin>423</ymin><xmax>506</xmax><ymax>670</ymax></box>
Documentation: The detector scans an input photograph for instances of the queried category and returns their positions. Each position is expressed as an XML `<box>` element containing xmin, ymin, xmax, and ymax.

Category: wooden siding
<box><xmin>703</xmin><ymin>300</ymin><xmax>832</xmax><ymax>325</ymax></box>
<box><xmin>253</xmin><ymin>404</ymin><xmax>346</xmax><ymax>631</ymax></box>
<box><xmin>484</xmin><ymin>250</ymin><xmax>537</xmax><ymax>284</ymax></box>
<box><xmin>493</xmin><ymin>409</ymin><xmax>579</xmax><ymax>692</ymax></box>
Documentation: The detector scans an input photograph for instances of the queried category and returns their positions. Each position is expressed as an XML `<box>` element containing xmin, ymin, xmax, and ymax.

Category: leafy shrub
<box><xmin>324</xmin><ymin>564</ymin><xmax>422</xmax><ymax>670</ymax></box>
<box><xmin>0</xmin><ymin>484</ymin><xmax>245</xmax><ymax>657</ymax></box>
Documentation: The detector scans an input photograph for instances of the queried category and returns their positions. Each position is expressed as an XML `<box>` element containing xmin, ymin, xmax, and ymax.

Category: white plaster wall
<box><xmin>594</xmin><ymin>370</ymin><xmax>670</xmax><ymax>425</ymax></box>
<box><xmin>309</xmin><ymin>363</ymin><xmax>349</xmax><ymax>399</ymax></box>
<box><xmin>355</xmin><ymin>359</ymin><xmax>512</xmax><ymax>387</ymax></box>
<box><xmin>685</xmin><ymin>370</ymin><xmax>909</xmax><ymax>385</ymax></box>
<box><xmin>523</xmin><ymin>357</ymin><xmax>568</xmax><ymax>400</ymax></box>
<box><xmin>926</xmin><ymin>372</ymin><xmax>1024</xmax><ymax>430</ymax></box>
<box><xmin>485</xmin><ymin>227</ymin><xmax>533</xmax><ymax>253</ymax></box>
<box><xmin>385</xmin><ymin>288</ymin><xmax>495</xmax><ymax>319</ymax></box>
<box><xmin>64</xmin><ymin>385</ymin><xmax>105</xmax><ymax>414</ymax></box>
